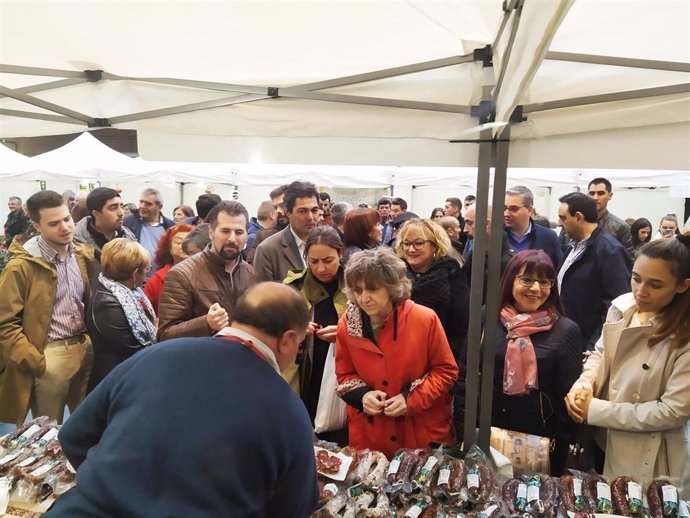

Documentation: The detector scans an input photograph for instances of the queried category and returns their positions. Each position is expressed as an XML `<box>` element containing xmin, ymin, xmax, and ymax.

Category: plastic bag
<box><xmin>314</xmin><ymin>343</ymin><xmax>347</xmax><ymax>433</ymax></box>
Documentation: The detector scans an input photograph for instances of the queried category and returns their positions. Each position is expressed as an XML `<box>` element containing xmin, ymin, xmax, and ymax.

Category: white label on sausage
<box><xmin>480</xmin><ymin>505</ymin><xmax>499</xmax><ymax>518</ymax></box>
<box><xmin>517</xmin><ymin>483</ymin><xmax>528</xmax><ymax>499</ymax></box>
<box><xmin>35</xmin><ymin>428</ymin><xmax>58</xmax><ymax>446</ymax></box>
<box><xmin>678</xmin><ymin>500</ymin><xmax>689</xmax><ymax>518</ymax></box>
<box><xmin>573</xmin><ymin>478</ymin><xmax>583</xmax><ymax>497</ymax></box>
<box><xmin>387</xmin><ymin>458</ymin><xmax>401</xmax><ymax>475</ymax></box>
<box><xmin>628</xmin><ymin>482</ymin><xmax>642</xmax><ymax>501</ymax></box>
<box><xmin>17</xmin><ymin>456</ymin><xmax>37</xmax><ymax>468</ymax></box>
<box><xmin>438</xmin><ymin>468</ymin><xmax>451</xmax><ymax>486</ymax></box>
<box><xmin>0</xmin><ymin>477</ymin><xmax>11</xmax><ymax>515</ymax></box>
<box><xmin>527</xmin><ymin>484</ymin><xmax>540</xmax><ymax>502</ymax></box>
<box><xmin>405</xmin><ymin>505</ymin><xmax>423</xmax><ymax>518</ymax></box>
<box><xmin>323</xmin><ymin>483</ymin><xmax>338</xmax><ymax>496</ymax></box>
<box><xmin>0</xmin><ymin>453</ymin><xmax>19</xmax><ymax>466</ymax></box>
<box><xmin>29</xmin><ymin>460</ymin><xmax>58</xmax><ymax>478</ymax></box>
<box><xmin>17</xmin><ymin>424</ymin><xmax>40</xmax><ymax>443</ymax></box>
<box><xmin>422</xmin><ymin>456</ymin><xmax>438</xmax><ymax>472</ymax></box>
<box><xmin>662</xmin><ymin>485</ymin><xmax>678</xmax><ymax>504</ymax></box>
<box><xmin>597</xmin><ymin>482</ymin><xmax>612</xmax><ymax>501</ymax></box>
<box><xmin>468</xmin><ymin>472</ymin><xmax>480</xmax><ymax>489</ymax></box>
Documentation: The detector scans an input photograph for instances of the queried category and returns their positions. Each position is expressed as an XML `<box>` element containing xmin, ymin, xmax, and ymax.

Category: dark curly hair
<box><xmin>154</xmin><ymin>223</ymin><xmax>194</xmax><ymax>266</ymax></box>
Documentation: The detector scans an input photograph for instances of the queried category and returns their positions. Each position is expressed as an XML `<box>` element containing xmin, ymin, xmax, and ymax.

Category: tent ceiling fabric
<box><xmin>0</xmin><ymin>0</ymin><xmax>688</xmax><ymax>169</ymax></box>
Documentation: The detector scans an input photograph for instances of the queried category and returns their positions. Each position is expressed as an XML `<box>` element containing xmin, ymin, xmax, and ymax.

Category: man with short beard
<box><xmin>157</xmin><ymin>201</ymin><xmax>257</xmax><ymax>341</ymax></box>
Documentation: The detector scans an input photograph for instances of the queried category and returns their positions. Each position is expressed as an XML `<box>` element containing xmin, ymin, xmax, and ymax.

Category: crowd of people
<box><xmin>0</xmin><ymin>177</ymin><xmax>688</xmax><ymax>514</ymax></box>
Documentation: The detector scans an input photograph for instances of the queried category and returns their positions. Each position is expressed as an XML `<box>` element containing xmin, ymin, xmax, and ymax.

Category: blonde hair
<box><xmin>395</xmin><ymin>218</ymin><xmax>452</xmax><ymax>259</ymax></box>
<box><xmin>101</xmin><ymin>238</ymin><xmax>151</xmax><ymax>282</ymax></box>
<box><xmin>344</xmin><ymin>247</ymin><xmax>411</xmax><ymax>304</ymax></box>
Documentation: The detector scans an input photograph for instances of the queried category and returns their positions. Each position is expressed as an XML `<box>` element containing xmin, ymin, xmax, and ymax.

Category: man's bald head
<box><xmin>464</xmin><ymin>203</ymin><xmax>492</xmax><ymax>239</ymax></box>
<box><xmin>438</xmin><ymin>216</ymin><xmax>461</xmax><ymax>241</ymax></box>
<box><xmin>232</xmin><ymin>283</ymin><xmax>310</xmax><ymax>339</ymax></box>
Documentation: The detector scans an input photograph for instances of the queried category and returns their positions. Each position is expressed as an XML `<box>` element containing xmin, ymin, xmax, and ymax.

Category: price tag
<box><xmin>387</xmin><ymin>458</ymin><xmax>401</xmax><ymax>475</ymax></box>
<box><xmin>437</xmin><ymin>468</ymin><xmax>451</xmax><ymax>486</ymax></box>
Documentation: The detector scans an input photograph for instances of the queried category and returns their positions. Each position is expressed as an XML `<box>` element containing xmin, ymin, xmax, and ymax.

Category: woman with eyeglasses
<box><xmin>335</xmin><ymin>247</ymin><xmax>458</xmax><ymax>458</ymax></box>
<box><xmin>566</xmin><ymin>234</ymin><xmax>690</xmax><ymax>489</ymax></box>
<box><xmin>343</xmin><ymin>207</ymin><xmax>382</xmax><ymax>263</ymax></box>
<box><xmin>86</xmin><ymin>239</ymin><xmax>157</xmax><ymax>393</ymax></box>
<box><xmin>491</xmin><ymin>249</ymin><xmax>584</xmax><ymax>475</ymax></box>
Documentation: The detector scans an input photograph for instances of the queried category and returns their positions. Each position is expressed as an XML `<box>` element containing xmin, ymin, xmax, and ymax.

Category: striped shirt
<box><xmin>38</xmin><ymin>237</ymin><xmax>86</xmax><ymax>341</ymax></box>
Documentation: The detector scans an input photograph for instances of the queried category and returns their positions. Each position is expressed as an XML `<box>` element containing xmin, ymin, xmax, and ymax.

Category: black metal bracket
<box><xmin>85</xmin><ymin>70</ymin><xmax>103</xmax><ymax>82</ymax></box>
<box><xmin>267</xmin><ymin>87</ymin><xmax>279</xmax><ymax>97</ymax></box>
<box><xmin>509</xmin><ymin>105</ymin><xmax>526</xmax><ymax>123</ymax></box>
<box><xmin>470</xmin><ymin>100</ymin><xmax>496</xmax><ymax>123</ymax></box>
<box><xmin>88</xmin><ymin>118</ymin><xmax>110</xmax><ymax>127</ymax></box>
<box><xmin>473</xmin><ymin>45</ymin><xmax>493</xmax><ymax>68</ymax></box>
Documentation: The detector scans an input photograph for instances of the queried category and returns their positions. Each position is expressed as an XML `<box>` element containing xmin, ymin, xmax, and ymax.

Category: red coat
<box><xmin>143</xmin><ymin>263</ymin><xmax>171</xmax><ymax>314</ymax></box>
<box><xmin>335</xmin><ymin>299</ymin><xmax>458</xmax><ymax>458</ymax></box>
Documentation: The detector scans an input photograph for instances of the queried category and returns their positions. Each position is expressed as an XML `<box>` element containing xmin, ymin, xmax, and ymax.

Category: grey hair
<box><xmin>141</xmin><ymin>187</ymin><xmax>163</xmax><ymax>205</ymax></box>
<box><xmin>343</xmin><ymin>247</ymin><xmax>411</xmax><ymax>304</ymax></box>
<box><xmin>8</xmin><ymin>196</ymin><xmax>22</xmax><ymax>204</ymax></box>
<box><xmin>331</xmin><ymin>202</ymin><xmax>353</xmax><ymax>226</ymax></box>
<box><xmin>506</xmin><ymin>185</ymin><xmax>534</xmax><ymax>207</ymax></box>
<box><xmin>181</xmin><ymin>223</ymin><xmax>211</xmax><ymax>254</ymax></box>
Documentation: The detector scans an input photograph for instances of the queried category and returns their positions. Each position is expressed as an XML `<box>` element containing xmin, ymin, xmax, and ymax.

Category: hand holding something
<box><xmin>206</xmin><ymin>303</ymin><xmax>229</xmax><ymax>331</ymax></box>
<box><xmin>383</xmin><ymin>394</ymin><xmax>407</xmax><ymax>417</ymax></box>
<box><xmin>306</xmin><ymin>322</ymin><xmax>320</xmax><ymax>336</ymax></box>
<box><xmin>315</xmin><ymin>325</ymin><xmax>338</xmax><ymax>342</ymax></box>
<box><xmin>565</xmin><ymin>382</ymin><xmax>593</xmax><ymax>423</ymax></box>
<box><xmin>362</xmin><ymin>390</ymin><xmax>387</xmax><ymax>416</ymax></box>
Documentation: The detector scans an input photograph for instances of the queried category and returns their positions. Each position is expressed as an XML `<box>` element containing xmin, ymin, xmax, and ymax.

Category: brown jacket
<box><xmin>157</xmin><ymin>245</ymin><xmax>257</xmax><ymax>341</ymax></box>
<box><xmin>0</xmin><ymin>236</ymin><xmax>96</xmax><ymax>425</ymax></box>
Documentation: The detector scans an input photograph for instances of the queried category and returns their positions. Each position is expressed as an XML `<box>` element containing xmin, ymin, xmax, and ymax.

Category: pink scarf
<box><xmin>499</xmin><ymin>305</ymin><xmax>557</xmax><ymax>396</ymax></box>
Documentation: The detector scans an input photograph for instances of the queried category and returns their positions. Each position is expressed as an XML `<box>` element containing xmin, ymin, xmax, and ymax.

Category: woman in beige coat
<box><xmin>566</xmin><ymin>233</ymin><xmax>690</xmax><ymax>490</ymax></box>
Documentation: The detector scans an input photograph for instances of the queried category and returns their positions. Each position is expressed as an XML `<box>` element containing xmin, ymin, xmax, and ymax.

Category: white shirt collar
<box><xmin>214</xmin><ymin>326</ymin><xmax>280</xmax><ymax>374</ymax></box>
<box><xmin>289</xmin><ymin>225</ymin><xmax>306</xmax><ymax>266</ymax></box>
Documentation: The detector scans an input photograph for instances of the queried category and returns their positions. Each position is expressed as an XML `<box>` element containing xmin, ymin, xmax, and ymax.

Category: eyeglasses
<box><xmin>515</xmin><ymin>275</ymin><xmax>554</xmax><ymax>289</ymax></box>
<box><xmin>402</xmin><ymin>239</ymin><xmax>432</xmax><ymax>250</ymax></box>
<box><xmin>504</xmin><ymin>205</ymin><xmax>526</xmax><ymax>213</ymax></box>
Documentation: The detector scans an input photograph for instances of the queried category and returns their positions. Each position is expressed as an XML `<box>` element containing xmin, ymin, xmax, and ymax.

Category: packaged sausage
<box><xmin>647</xmin><ymin>479</ymin><xmax>681</xmax><ymax>518</ymax></box>
<box><xmin>465</xmin><ymin>445</ymin><xmax>499</xmax><ymax>504</ymax></box>
<box><xmin>582</xmin><ymin>473</ymin><xmax>613</xmax><ymax>513</ymax></box>
<box><xmin>612</xmin><ymin>476</ymin><xmax>645</xmax><ymax>517</ymax></box>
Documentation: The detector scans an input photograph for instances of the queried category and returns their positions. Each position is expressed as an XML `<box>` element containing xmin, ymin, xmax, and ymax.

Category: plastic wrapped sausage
<box><xmin>612</xmin><ymin>476</ymin><xmax>644</xmax><ymax>517</ymax></box>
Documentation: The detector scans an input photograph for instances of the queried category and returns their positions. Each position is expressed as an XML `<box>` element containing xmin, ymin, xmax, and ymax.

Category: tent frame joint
<box><xmin>267</xmin><ymin>87</ymin><xmax>279</xmax><ymax>97</ymax></box>
<box><xmin>85</xmin><ymin>70</ymin><xmax>103</xmax><ymax>83</ymax></box>
<box><xmin>470</xmin><ymin>100</ymin><xmax>495</xmax><ymax>122</ymax></box>
<box><xmin>473</xmin><ymin>45</ymin><xmax>493</xmax><ymax>67</ymax></box>
<box><xmin>510</xmin><ymin>105</ymin><xmax>525</xmax><ymax>123</ymax></box>
<box><xmin>89</xmin><ymin>118</ymin><xmax>111</xmax><ymax>128</ymax></box>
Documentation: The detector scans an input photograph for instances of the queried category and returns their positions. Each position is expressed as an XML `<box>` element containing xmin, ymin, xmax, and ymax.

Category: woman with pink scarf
<box><xmin>490</xmin><ymin>250</ymin><xmax>584</xmax><ymax>475</ymax></box>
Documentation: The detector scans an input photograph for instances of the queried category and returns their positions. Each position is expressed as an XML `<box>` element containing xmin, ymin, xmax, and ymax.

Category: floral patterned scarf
<box><xmin>499</xmin><ymin>305</ymin><xmax>556</xmax><ymax>395</ymax></box>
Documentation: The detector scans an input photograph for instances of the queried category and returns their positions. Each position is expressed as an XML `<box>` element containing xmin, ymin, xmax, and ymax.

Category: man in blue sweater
<box><xmin>504</xmin><ymin>185</ymin><xmax>563</xmax><ymax>268</ymax></box>
<box><xmin>46</xmin><ymin>282</ymin><xmax>318</xmax><ymax>518</ymax></box>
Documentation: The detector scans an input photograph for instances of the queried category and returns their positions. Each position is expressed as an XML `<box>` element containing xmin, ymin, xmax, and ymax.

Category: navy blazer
<box><xmin>558</xmin><ymin>227</ymin><xmax>632</xmax><ymax>349</ymax></box>
<box><xmin>505</xmin><ymin>219</ymin><xmax>563</xmax><ymax>269</ymax></box>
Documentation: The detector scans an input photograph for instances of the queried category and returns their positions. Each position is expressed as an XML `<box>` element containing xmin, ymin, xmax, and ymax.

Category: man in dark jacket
<box><xmin>45</xmin><ymin>282</ymin><xmax>318</xmax><ymax>518</ymax></box>
<box><xmin>246</xmin><ymin>184</ymin><xmax>289</xmax><ymax>263</ymax></box>
<box><xmin>122</xmin><ymin>188</ymin><xmax>175</xmax><ymax>258</ymax></box>
<box><xmin>157</xmin><ymin>201</ymin><xmax>257</xmax><ymax>340</ymax></box>
<box><xmin>4</xmin><ymin>196</ymin><xmax>30</xmax><ymax>247</ymax></box>
<box><xmin>557</xmin><ymin>192</ymin><xmax>632</xmax><ymax>349</ymax></box>
<box><xmin>504</xmin><ymin>186</ymin><xmax>563</xmax><ymax>268</ymax></box>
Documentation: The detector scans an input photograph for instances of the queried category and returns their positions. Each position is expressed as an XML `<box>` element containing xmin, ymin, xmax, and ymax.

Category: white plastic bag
<box><xmin>314</xmin><ymin>343</ymin><xmax>347</xmax><ymax>433</ymax></box>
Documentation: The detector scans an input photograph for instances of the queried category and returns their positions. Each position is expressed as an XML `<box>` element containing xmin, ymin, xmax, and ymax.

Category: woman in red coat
<box><xmin>335</xmin><ymin>247</ymin><xmax>458</xmax><ymax>458</ymax></box>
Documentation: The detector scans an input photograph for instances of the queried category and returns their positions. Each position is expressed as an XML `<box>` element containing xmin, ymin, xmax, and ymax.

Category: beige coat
<box><xmin>575</xmin><ymin>293</ymin><xmax>690</xmax><ymax>491</ymax></box>
<box><xmin>0</xmin><ymin>237</ymin><xmax>95</xmax><ymax>425</ymax></box>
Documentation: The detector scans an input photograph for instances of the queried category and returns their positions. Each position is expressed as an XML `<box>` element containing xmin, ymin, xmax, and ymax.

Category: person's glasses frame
<box><xmin>402</xmin><ymin>239</ymin><xmax>432</xmax><ymax>250</ymax></box>
<box><xmin>515</xmin><ymin>274</ymin><xmax>554</xmax><ymax>289</ymax></box>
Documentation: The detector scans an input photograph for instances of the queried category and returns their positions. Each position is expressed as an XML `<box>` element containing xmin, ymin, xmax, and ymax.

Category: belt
<box><xmin>47</xmin><ymin>334</ymin><xmax>86</xmax><ymax>347</ymax></box>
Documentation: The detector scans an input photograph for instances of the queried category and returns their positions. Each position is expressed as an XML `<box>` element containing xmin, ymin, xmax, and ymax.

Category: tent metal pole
<box><xmin>299</xmin><ymin>55</ymin><xmax>475</xmax><ymax>91</ymax></box>
<box><xmin>463</xmin><ymin>130</ymin><xmax>493</xmax><ymax>450</ymax></box>
<box><xmin>0</xmin><ymin>108</ymin><xmax>86</xmax><ymax>125</ymax></box>
<box><xmin>107</xmin><ymin>93</ymin><xmax>270</xmax><ymax>124</ymax></box>
<box><xmin>492</xmin><ymin>0</ymin><xmax>524</xmax><ymax>103</ymax></box>
<box><xmin>0</xmin><ymin>85</ymin><xmax>94</xmax><ymax>124</ymax></box>
<box><xmin>523</xmin><ymin>83</ymin><xmax>690</xmax><ymax>113</ymax></box>
<box><xmin>105</xmin><ymin>74</ymin><xmax>270</xmax><ymax>95</ymax></box>
<box><xmin>477</xmin><ymin>126</ymin><xmax>511</xmax><ymax>451</ymax></box>
<box><xmin>0</xmin><ymin>78</ymin><xmax>86</xmax><ymax>99</ymax></box>
<box><xmin>0</xmin><ymin>64</ymin><xmax>88</xmax><ymax>78</ymax></box>
<box><xmin>545</xmin><ymin>51</ymin><xmax>690</xmax><ymax>73</ymax></box>
<box><xmin>277</xmin><ymin>89</ymin><xmax>472</xmax><ymax>114</ymax></box>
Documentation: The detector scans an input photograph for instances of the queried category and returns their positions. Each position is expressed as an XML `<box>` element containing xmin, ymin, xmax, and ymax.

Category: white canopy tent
<box><xmin>0</xmin><ymin>0</ymin><xmax>688</xmax><ymax>169</ymax></box>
